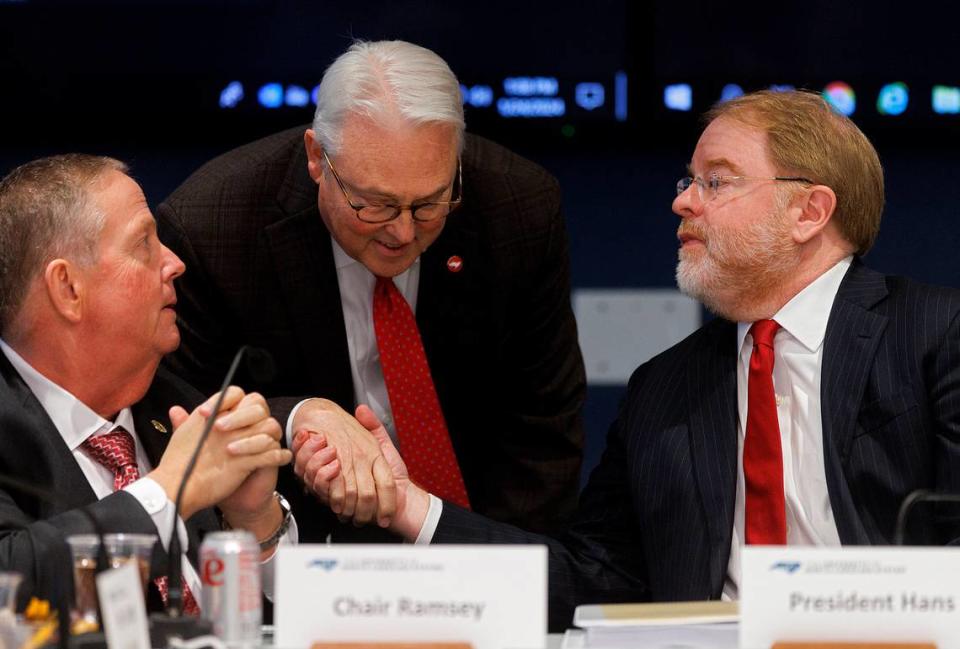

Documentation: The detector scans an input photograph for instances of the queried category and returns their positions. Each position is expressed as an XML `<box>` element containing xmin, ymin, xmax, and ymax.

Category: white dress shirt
<box><xmin>0</xmin><ymin>340</ymin><xmax>293</xmax><ymax>600</ymax></box>
<box><xmin>0</xmin><ymin>339</ymin><xmax>203</xmax><ymax>599</ymax></box>
<box><xmin>286</xmin><ymin>238</ymin><xmax>420</xmax><ymax>448</ymax></box>
<box><xmin>417</xmin><ymin>258</ymin><xmax>855</xmax><ymax>565</ymax></box>
<box><xmin>722</xmin><ymin>256</ymin><xmax>852</xmax><ymax>598</ymax></box>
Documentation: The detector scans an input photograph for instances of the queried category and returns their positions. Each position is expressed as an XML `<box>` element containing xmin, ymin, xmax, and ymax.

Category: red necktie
<box><xmin>82</xmin><ymin>428</ymin><xmax>200</xmax><ymax>614</ymax></box>
<box><xmin>743</xmin><ymin>319</ymin><xmax>787</xmax><ymax>545</ymax></box>
<box><xmin>372</xmin><ymin>277</ymin><xmax>471</xmax><ymax>509</ymax></box>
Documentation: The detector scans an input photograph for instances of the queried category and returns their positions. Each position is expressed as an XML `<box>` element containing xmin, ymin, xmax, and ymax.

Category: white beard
<box><xmin>676</xmin><ymin>207</ymin><xmax>799</xmax><ymax>320</ymax></box>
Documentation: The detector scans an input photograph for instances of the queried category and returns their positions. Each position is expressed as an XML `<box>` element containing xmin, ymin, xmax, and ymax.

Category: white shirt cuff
<box><xmin>285</xmin><ymin>399</ymin><xmax>315</xmax><ymax>448</ymax></box>
<box><xmin>124</xmin><ymin>476</ymin><xmax>189</xmax><ymax>553</ymax></box>
<box><xmin>414</xmin><ymin>494</ymin><xmax>443</xmax><ymax>545</ymax></box>
<box><xmin>260</xmin><ymin>514</ymin><xmax>298</xmax><ymax>601</ymax></box>
<box><xmin>124</xmin><ymin>478</ymin><xmax>203</xmax><ymax>603</ymax></box>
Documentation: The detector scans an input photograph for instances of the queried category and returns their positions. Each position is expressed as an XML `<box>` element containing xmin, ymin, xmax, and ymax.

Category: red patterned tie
<box><xmin>82</xmin><ymin>428</ymin><xmax>201</xmax><ymax>614</ymax></box>
<box><xmin>372</xmin><ymin>277</ymin><xmax>471</xmax><ymax>509</ymax></box>
<box><xmin>743</xmin><ymin>319</ymin><xmax>787</xmax><ymax>544</ymax></box>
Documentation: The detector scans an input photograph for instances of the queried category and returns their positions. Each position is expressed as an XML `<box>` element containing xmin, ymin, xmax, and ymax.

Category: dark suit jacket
<box><xmin>433</xmin><ymin>261</ymin><xmax>960</xmax><ymax>631</ymax></box>
<box><xmin>156</xmin><ymin>126</ymin><xmax>586</xmax><ymax>539</ymax></box>
<box><xmin>0</xmin><ymin>355</ymin><xmax>216</xmax><ymax>610</ymax></box>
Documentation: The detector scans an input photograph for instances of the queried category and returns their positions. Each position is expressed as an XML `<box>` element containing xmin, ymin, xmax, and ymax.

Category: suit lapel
<box><xmin>417</xmin><ymin>211</ymin><xmax>483</xmax><ymax>349</ymax></box>
<box><xmin>417</xmin><ymin>136</ymin><xmax>485</xmax><ymax>357</ymax></box>
<box><xmin>417</xmin><ymin>208</ymin><xmax>484</xmax><ymax>453</ymax></box>
<box><xmin>131</xmin><ymin>375</ymin><xmax>219</xmax><ymax>564</ymax></box>
<box><xmin>131</xmin><ymin>402</ymin><xmax>173</xmax><ymax>470</ymax></box>
<box><xmin>821</xmin><ymin>260</ymin><xmax>888</xmax><ymax>543</ymax></box>
<box><xmin>264</xmin><ymin>210</ymin><xmax>354</xmax><ymax>409</ymax></box>
<box><xmin>0</xmin><ymin>354</ymin><xmax>99</xmax><ymax>516</ymax></box>
<box><xmin>262</xmin><ymin>138</ymin><xmax>355</xmax><ymax>408</ymax></box>
<box><xmin>685</xmin><ymin>318</ymin><xmax>739</xmax><ymax>594</ymax></box>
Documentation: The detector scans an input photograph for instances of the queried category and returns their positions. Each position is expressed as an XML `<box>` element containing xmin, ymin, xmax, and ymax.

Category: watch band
<box><xmin>258</xmin><ymin>491</ymin><xmax>292</xmax><ymax>551</ymax></box>
<box><xmin>221</xmin><ymin>491</ymin><xmax>292</xmax><ymax>552</ymax></box>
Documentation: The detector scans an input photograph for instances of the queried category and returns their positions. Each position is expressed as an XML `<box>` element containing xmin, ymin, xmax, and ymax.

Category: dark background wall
<box><xmin>2</xmin><ymin>0</ymin><xmax>958</xmax><ymax>484</ymax></box>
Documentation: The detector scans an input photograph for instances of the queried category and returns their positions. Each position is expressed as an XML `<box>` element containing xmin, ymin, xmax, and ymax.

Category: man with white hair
<box><xmin>294</xmin><ymin>89</ymin><xmax>960</xmax><ymax>631</ymax></box>
<box><xmin>157</xmin><ymin>40</ymin><xmax>586</xmax><ymax>542</ymax></box>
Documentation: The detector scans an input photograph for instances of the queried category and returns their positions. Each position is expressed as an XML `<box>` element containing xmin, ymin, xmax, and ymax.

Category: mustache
<box><xmin>677</xmin><ymin>223</ymin><xmax>707</xmax><ymax>241</ymax></box>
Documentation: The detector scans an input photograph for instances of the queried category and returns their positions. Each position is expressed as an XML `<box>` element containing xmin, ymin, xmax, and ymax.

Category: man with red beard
<box><xmin>293</xmin><ymin>89</ymin><xmax>960</xmax><ymax>632</ymax></box>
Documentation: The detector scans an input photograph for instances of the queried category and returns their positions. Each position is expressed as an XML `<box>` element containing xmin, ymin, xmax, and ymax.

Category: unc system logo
<box><xmin>770</xmin><ymin>561</ymin><xmax>802</xmax><ymax>574</ymax></box>
<box><xmin>308</xmin><ymin>558</ymin><xmax>339</xmax><ymax>572</ymax></box>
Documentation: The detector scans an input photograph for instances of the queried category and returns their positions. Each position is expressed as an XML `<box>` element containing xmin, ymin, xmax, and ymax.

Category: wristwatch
<box><xmin>258</xmin><ymin>491</ymin><xmax>293</xmax><ymax>551</ymax></box>
<box><xmin>222</xmin><ymin>492</ymin><xmax>293</xmax><ymax>551</ymax></box>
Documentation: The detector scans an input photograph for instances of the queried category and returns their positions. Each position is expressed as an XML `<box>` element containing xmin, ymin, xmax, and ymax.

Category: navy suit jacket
<box><xmin>0</xmin><ymin>355</ymin><xmax>217</xmax><ymax>610</ymax></box>
<box><xmin>434</xmin><ymin>261</ymin><xmax>960</xmax><ymax>631</ymax></box>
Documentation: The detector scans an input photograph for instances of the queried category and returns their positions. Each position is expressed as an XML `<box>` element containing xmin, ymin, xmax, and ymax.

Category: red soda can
<box><xmin>200</xmin><ymin>531</ymin><xmax>261</xmax><ymax>647</ymax></box>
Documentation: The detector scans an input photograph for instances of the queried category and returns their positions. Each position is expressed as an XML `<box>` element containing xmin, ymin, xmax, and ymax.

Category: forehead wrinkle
<box><xmin>111</xmin><ymin>209</ymin><xmax>155</xmax><ymax>246</ymax></box>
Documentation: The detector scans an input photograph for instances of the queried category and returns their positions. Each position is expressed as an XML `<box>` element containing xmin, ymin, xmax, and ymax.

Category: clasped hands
<box><xmin>149</xmin><ymin>386</ymin><xmax>291</xmax><ymax>531</ymax></box>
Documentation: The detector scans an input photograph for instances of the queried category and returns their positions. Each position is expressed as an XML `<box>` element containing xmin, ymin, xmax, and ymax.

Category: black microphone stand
<box><xmin>893</xmin><ymin>489</ymin><xmax>960</xmax><ymax>545</ymax></box>
<box><xmin>149</xmin><ymin>346</ymin><xmax>255</xmax><ymax>646</ymax></box>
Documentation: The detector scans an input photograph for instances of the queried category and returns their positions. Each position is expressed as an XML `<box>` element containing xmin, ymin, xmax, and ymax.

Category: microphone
<box><xmin>150</xmin><ymin>345</ymin><xmax>274</xmax><ymax>644</ymax></box>
<box><xmin>893</xmin><ymin>489</ymin><xmax>960</xmax><ymax>545</ymax></box>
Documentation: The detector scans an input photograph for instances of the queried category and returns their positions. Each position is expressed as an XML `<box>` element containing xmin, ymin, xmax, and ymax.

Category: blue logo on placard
<box><xmin>308</xmin><ymin>559</ymin><xmax>339</xmax><ymax>571</ymax></box>
<box><xmin>770</xmin><ymin>561</ymin><xmax>802</xmax><ymax>574</ymax></box>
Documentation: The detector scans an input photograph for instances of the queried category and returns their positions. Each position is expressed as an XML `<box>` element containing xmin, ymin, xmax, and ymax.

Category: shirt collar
<box><xmin>736</xmin><ymin>256</ymin><xmax>853</xmax><ymax>354</ymax></box>
<box><xmin>0</xmin><ymin>339</ymin><xmax>135</xmax><ymax>451</ymax></box>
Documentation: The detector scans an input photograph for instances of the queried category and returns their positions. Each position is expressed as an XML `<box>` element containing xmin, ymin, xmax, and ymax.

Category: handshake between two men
<box><xmin>291</xmin><ymin>400</ymin><xmax>426</xmax><ymax>541</ymax></box>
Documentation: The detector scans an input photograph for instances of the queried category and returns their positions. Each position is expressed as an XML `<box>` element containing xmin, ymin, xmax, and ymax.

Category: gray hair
<box><xmin>0</xmin><ymin>154</ymin><xmax>127</xmax><ymax>333</ymax></box>
<box><xmin>312</xmin><ymin>40</ymin><xmax>465</xmax><ymax>155</ymax></box>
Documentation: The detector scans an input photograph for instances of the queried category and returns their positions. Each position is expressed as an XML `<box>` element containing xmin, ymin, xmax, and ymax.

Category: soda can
<box><xmin>200</xmin><ymin>530</ymin><xmax>261</xmax><ymax>647</ymax></box>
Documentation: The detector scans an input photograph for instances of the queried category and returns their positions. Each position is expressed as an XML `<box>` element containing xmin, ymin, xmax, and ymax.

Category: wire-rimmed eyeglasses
<box><xmin>676</xmin><ymin>174</ymin><xmax>814</xmax><ymax>203</ymax></box>
<box><xmin>323</xmin><ymin>150</ymin><xmax>462</xmax><ymax>224</ymax></box>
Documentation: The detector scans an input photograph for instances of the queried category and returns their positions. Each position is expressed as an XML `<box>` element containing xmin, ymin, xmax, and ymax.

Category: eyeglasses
<box><xmin>322</xmin><ymin>150</ymin><xmax>462</xmax><ymax>224</ymax></box>
<box><xmin>676</xmin><ymin>173</ymin><xmax>814</xmax><ymax>203</ymax></box>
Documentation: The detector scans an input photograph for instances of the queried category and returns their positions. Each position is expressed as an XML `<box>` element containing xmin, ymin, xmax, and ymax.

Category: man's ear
<box><xmin>43</xmin><ymin>258</ymin><xmax>84</xmax><ymax>323</ymax></box>
<box><xmin>304</xmin><ymin>129</ymin><xmax>325</xmax><ymax>184</ymax></box>
<box><xmin>791</xmin><ymin>184</ymin><xmax>838</xmax><ymax>244</ymax></box>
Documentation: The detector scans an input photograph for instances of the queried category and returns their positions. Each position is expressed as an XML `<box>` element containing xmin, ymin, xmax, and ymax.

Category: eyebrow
<box><xmin>343</xmin><ymin>177</ymin><xmax>451</xmax><ymax>205</ymax></box>
<box><xmin>687</xmin><ymin>157</ymin><xmax>746</xmax><ymax>177</ymax></box>
<box><xmin>128</xmin><ymin>211</ymin><xmax>156</xmax><ymax>237</ymax></box>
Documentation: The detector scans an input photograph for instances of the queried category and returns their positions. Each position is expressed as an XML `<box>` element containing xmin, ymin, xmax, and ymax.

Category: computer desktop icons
<box><xmin>662</xmin><ymin>81</ymin><xmax>960</xmax><ymax>117</ymax></box>
<box><xmin>219</xmin><ymin>74</ymin><xmax>630</xmax><ymax>123</ymax></box>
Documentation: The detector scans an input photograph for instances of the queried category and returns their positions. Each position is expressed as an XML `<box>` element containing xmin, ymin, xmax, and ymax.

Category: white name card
<box><xmin>741</xmin><ymin>546</ymin><xmax>960</xmax><ymax>649</ymax></box>
<box><xmin>275</xmin><ymin>544</ymin><xmax>547</xmax><ymax>649</ymax></box>
<box><xmin>96</xmin><ymin>562</ymin><xmax>150</xmax><ymax>649</ymax></box>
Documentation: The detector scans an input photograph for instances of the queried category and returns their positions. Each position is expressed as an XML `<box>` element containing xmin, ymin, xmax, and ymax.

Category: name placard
<box><xmin>275</xmin><ymin>545</ymin><xmax>547</xmax><ymax>649</ymax></box>
<box><xmin>96</xmin><ymin>562</ymin><xmax>151</xmax><ymax>649</ymax></box>
<box><xmin>741</xmin><ymin>547</ymin><xmax>960</xmax><ymax>649</ymax></box>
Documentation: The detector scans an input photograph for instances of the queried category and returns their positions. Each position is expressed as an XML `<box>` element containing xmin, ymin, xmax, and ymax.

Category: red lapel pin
<box><xmin>446</xmin><ymin>255</ymin><xmax>463</xmax><ymax>273</ymax></box>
